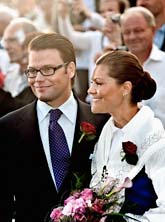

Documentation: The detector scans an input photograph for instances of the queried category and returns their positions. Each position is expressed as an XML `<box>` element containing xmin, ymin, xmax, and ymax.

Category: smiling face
<box><xmin>121</xmin><ymin>13</ymin><xmax>154</xmax><ymax>58</ymax></box>
<box><xmin>27</xmin><ymin>48</ymin><xmax>75</xmax><ymax>107</ymax></box>
<box><xmin>88</xmin><ymin>64</ymin><xmax>125</xmax><ymax>115</ymax></box>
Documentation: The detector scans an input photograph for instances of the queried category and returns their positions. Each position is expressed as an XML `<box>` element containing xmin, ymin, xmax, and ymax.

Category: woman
<box><xmin>88</xmin><ymin>50</ymin><xmax>165</xmax><ymax>221</ymax></box>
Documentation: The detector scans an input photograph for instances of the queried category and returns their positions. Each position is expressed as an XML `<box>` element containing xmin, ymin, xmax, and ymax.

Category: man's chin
<box><xmin>128</xmin><ymin>46</ymin><xmax>141</xmax><ymax>54</ymax></box>
<box><xmin>35</xmin><ymin>93</ymin><xmax>48</xmax><ymax>102</ymax></box>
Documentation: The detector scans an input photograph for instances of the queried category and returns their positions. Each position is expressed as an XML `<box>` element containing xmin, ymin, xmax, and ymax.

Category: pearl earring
<box><xmin>123</xmin><ymin>92</ymin><xmax>128</xmax><ymax>96</ymax></box>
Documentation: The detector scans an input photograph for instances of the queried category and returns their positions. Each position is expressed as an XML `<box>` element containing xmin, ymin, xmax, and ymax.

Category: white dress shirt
<box><xmin>142</xmin><ymin>44</ymin><xmax>165</xmax><ymax>127</ymax></box>
<box><xmin>37</xmin><ymin>93</ymin><xmax>77</xmax><ymax>186</ymax></box>
<box><xmin>3</xmin><ymin>63</ymin><xmax>28</xmax><ymax>97</ymax></box>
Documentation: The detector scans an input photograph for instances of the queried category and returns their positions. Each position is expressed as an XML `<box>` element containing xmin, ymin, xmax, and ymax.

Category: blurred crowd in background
<box><xmin>0</xmin><ymin>0</ymin><xmax>165</xmax><ymax>126</ymax></box>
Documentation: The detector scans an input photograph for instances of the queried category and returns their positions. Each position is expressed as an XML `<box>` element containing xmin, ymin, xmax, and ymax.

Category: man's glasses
<box><xmin>25</xmin><ymin>62</ymin><xmax>69</xmax><ymax>78</ymax></box>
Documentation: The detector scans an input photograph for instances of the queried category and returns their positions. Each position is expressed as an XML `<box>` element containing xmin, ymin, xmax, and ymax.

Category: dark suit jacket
<box><xmin>0</xmin><ymin>86</ymin><xmax>36</xmax><ymax>117</ymax></box>
<box><xmin>0</xmin><ymin>98</ymin><xmax>109</xmax><ymax>222</ymax></box>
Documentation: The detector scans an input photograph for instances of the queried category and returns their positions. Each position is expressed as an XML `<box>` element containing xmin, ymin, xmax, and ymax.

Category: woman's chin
<box><xmin>91</xmin><ymin>106</ymin><xmax>102</xmax><ymax>114</ymax></box>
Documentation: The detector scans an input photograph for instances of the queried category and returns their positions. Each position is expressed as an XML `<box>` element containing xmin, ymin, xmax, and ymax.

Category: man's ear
<box><xmin>67</xmin><ymin>61</ymin><xmax>76</xmax><ymax>78</ymax></box>
<box><xmin>151</xmin><ymin>26</ymin><xmax>156</xmax><ymax>36</ymax></box>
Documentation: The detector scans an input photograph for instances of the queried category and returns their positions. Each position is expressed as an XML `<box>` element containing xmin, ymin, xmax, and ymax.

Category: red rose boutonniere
<box><xmin>78</xmin><ymin>121</ymin><xmax>96</xmax><ymax>143</ymax></box>
<box><xmin>121</xmin><ymin>141</ymin><xmax>139</xmax><ymax>165</ymax></box>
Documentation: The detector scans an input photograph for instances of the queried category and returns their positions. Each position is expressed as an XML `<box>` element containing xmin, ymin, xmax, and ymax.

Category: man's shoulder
<box><xmin>0</xmin><ymin>100</ymin><xmax>36</xmax><ymax>123</ymax></box>
<box><xmin>151</xmin><ymin>44</ymin><xmax>165</xmax><ymax>60</ymax></box>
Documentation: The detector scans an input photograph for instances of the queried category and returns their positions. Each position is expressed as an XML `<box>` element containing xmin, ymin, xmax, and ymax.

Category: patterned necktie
<box><xmin>49</xmin><ymin>109</ymin><xmax>70</xmax><ymax>191</ymax></box>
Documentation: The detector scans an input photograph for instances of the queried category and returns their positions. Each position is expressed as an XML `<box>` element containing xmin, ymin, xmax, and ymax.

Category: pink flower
<box><xmin>118</xmin><ymin>177</ymin><xmax>132</xmax><ymax>190</ymax></box>
<box><xmin>113</xmin><ymin>177</ymin><xmax>133</xmax><ymax>193</ymax></box>
<box><xmin>62</xmin><ymin>197</ymin><xmax>87</xmax><ymax>216</ymax></box>
<box><xmin>50</xmin><ymin>207</ymin><xmax>63</xmax><ymax>221</ymax></box>
<box><xmin>62</xmin><ymin>201</ymin><xmax>74</xmax><ymax>216</ymax></box>
<box><xmin>92</xmin><ymin>198</ymin><xmax>104</xmax><ymax>214</ymax></box>
<box><xmin>81</xmin><ymin>188</ymin><xmax>93</xmax><ymax>201</ymax></box>
<box><xmin>64</xmin><ymin>195</ymin><xmax>77</xmax><ymax>205</ymax></box>
<box><xmin>74</xmin><ymin>212</ymin><xmax>86</xmax><ymax>221</ymax></box>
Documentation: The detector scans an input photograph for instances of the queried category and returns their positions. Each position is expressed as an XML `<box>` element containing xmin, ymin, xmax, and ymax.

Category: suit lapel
<box><xmin>71</xmin><ymin>99</ymin><xmax>93</xmax><ymax>159</ymax></box>
<box><xmin>17</xmin><ymin>101</ymin><xmax>56</xmax><ymax>191</ymax></box>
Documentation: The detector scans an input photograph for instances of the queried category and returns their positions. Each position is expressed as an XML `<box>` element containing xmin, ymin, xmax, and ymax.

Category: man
<box><xmin>2</xmin><ymin>17</ymin><xmax>37</xmax><ymax>97</ymax></box>
<box><xmin>0</xmin><ymin>5</ymin><xmax>17</xmax><ymax>77</ymax></box>
<box><xmin>136</xmin><ymin>0</ymin><xmax>165</xmax><ymax>51</ymax></box>
<box><xmin>0</xmin><ymin>33</ymin><xmax>109</xmax><ymax>222</ymax></box>
<box><xmin>0</xmin><ymin>4</ymin><xmax>17</xmax><ymax>46</ymax></box>
<box><xmin>0</xmin><ymin>17</ymin><xmax>38</xmax><ymax>117</ymax></box>
<box><xmin>120</xmin><ymin>6</ymin><xmax>165</xmax><ymax>127</ymax></box>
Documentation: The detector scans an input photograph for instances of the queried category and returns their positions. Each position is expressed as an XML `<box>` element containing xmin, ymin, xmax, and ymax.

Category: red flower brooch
<box><xmin>78</xmin><ymin>122</ymin><xmax>96</xmax><ymax>143</ymax></box>
<box><xmin>121</xmin><ymin>141</ymin><xmax>139</xmax><ymax>165</ymax></box>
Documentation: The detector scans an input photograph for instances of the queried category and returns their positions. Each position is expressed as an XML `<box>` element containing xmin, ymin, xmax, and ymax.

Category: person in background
<box><xmin>120</xmin><ymin>6</ymin><xmax>165</xmax><ymax>127</ymax></box>
<box><xmin>69</xmin><ymin>0</ymin><xmax>96</xmax><ymax>31</ymax></box>
<box><xmin>0</xmin><ymin>4</ymin><xmax>17</xmax><ymax>75</ymax></box>
<box><xmin>0</xmin><ymin>18</ymin><xmax>39</xmax><ymax>117</ymax></box>
<box><xmin>58</xmin><ymin>0</ymin><xmax>129</xmax><ymax>103</ymax></box>
<box><xmin>58</xmin><ymin>0</ymin><xmax>97</xmax><ymax>102</ymax></box>
<box><xmin>89</xmin><ymin>50</ymin><xmax>165</xmax><ymax>222</ymax></box>
<box><xmin>0</xmin><ymin>4</ymin><xmax>18</xmax><ymax>46</ymax></box>
<box><xmin>0</xmin><ymin>33</ymin><xmax>109</xmax><ymax>222</ymax></box>
<box><xmin>2</xmin><ymin>17</ymin><xmax>38</xmax><ymax>96</ymax></box>
<box><xmin>12</xmin><ymin>0</ymin><xmax>36</xmax><ymax>18</ymax></box>
<box><xmin>35</xmin><ymin>0</ymin><xmax>60</xmax><ymax>32</ymax></box>
<box><xmin>72</xmin><ymin>0</ymin><xmax>129</xmax><ymax>31</ymax></box>
<box><xmin>136</xmin><ymin>0</ymin><xmax>165</xmax><ymax>51</ymax></box>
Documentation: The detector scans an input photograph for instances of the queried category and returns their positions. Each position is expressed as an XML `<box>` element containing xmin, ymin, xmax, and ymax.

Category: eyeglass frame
<box><xmin>24</xmin><ymin>62</ymin><xmax>69</xmax><ymax>78</ymax></box>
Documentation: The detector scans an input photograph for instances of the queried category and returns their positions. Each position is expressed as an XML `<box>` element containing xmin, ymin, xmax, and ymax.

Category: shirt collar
<box><xmin>37</xmin><ymin>92</ymin><xmax>77</xmax><ymax>123</ymax></box>
<box><xmin>145</xmin><ymin>44</ymin><xmax>163</xmax><ymax>63</ymax></box>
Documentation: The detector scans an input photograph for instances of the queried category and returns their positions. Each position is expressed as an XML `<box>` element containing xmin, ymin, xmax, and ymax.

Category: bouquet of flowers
<box><xmin>50</xmin><ymin>176</ymin><xmax>137</xmax><ymax>222</ymax></box>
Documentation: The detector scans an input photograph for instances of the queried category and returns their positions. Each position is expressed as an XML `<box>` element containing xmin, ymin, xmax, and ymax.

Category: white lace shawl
<box><xmin>90</xmin><ymin>105</ymin><xmax>165</xmax><ymax>222</ymax></box>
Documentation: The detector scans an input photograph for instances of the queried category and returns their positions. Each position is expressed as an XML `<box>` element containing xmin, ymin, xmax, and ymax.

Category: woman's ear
<box><xmin>122</xmin><ymin>81</ymin><xmax>132</xmax><ymax>96</ymax></box>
